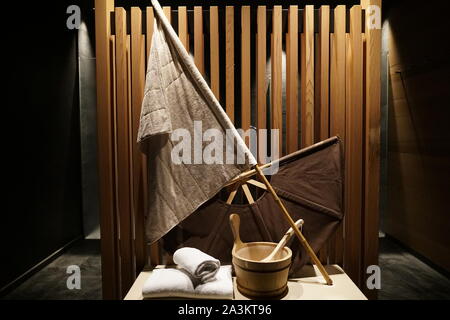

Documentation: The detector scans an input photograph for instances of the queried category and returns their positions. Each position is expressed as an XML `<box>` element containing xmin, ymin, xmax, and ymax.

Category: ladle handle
<box><xmin>261</xmin><ymin>219</ymin><xmax>304</xmax><ymax>262</ymax></box>
<box><xmin>229</xmin><ymin>214</ymin><xmax>243</xmax><ymax>249</ymax></box>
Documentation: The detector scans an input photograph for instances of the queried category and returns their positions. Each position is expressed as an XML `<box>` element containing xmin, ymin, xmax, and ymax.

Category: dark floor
<box><xmin>2</xmin><ymin>238</ymin><xmax>449</xmax><ymax>300</ymax></box>
<box><xmin>378</xmin><ymin>237</ymin><xmax>450</xmax><ymax>300</ymax></box>
<box><xmin>2</xmin><ymin>240</ymin><xmax>102</xmax><ymax>300</ymax></box>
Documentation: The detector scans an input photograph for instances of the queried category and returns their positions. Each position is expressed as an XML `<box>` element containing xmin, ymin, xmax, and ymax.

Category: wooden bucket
<box><xmin>232</xmin><ymin>242</ymin><xmax>292</xmax><ymax>298</ymax></box>
<box><xmin>229</xmin><ymin>214</ymin><xmax>292</xmax><ymax>298</ymax></box>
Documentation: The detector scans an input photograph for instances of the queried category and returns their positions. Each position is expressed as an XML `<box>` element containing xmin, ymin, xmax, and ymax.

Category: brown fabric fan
<box><xmin>163</xmin><ymin>137</ymin><xmax>344</xmax><ymax>277</ymax></box>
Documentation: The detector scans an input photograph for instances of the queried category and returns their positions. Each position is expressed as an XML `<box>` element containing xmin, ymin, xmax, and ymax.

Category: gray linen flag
<box><xmin>138</xmin><ymin>0</ymin><xmax>257</xmax><ymax>243</ymax></box>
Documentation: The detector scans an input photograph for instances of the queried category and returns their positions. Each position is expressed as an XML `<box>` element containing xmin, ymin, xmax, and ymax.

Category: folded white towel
<box><xmin>142</xmin><ymin>266</ymin><xmax>233</xmax><ymax>300</ymax></box>
<box><xmin>142</xmin><ymin>268</ymin><xmax>194</xmax><ymax>298</ymax></box>
<box><xmin>173</xmin><ymin>247</ymin><xmax>220</xmax><ymax>283</ymax></box>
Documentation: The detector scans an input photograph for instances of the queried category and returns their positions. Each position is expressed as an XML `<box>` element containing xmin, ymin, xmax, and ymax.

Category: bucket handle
<box><xmin>229</xmin><ymin>214</ymin><xmax>244</xmax><ymax>250</ymax></box>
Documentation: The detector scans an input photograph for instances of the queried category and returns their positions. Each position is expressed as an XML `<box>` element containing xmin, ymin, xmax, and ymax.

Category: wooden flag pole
<box><xmin>254</xmin><ymin>165</ymin><xmax>333</xmax><ymax>285</ymax></box>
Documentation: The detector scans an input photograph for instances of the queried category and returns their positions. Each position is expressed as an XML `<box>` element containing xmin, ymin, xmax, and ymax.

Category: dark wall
<box><xmin>385</xmin><ymin>0</ymin><xmax>450</xmax><ymax>271</ymax></box>
<box><xmin>1</xmin><ymin>2</ymin><xmax>90</xmax><ymax>291</ymax></box>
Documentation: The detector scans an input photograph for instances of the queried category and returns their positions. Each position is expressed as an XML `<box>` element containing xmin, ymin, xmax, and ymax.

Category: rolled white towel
<box><xmin>142</xmin><ymin>266</ymin><xmax>233</xmax><ymax>300</ymax></box>
<box><xmin>173</xmin><ymin>247</ymin><xmax>220</xmax><ymax>283</ymax></box>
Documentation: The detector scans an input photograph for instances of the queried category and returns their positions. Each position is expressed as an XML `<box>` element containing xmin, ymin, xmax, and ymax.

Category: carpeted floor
<box><xmin>2</xmin><ymin>238</ymin><xmax>448</xmax><ymax>300</ymax></box>
<box><xmin>2</xmin><ymin>240</ymin><xmax>102</xmax><ymax>300</ymax></box>
<box><xmin>378</xmin><ymin>237</ymin><xmax>450</xmax><ymax>300</ymax></box>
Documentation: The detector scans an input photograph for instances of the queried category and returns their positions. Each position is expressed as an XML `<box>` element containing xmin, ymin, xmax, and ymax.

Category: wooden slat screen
<box><xmin>95</xmin><ymin>2</ymin><xmax>382</xmax><ymax>299</ymax></box>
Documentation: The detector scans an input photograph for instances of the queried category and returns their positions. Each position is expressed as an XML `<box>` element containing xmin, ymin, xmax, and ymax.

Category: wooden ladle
<box><xmin>260</xmin><ymin>219</ymin><xmax>304</xmax><ymax>262</ymax></box>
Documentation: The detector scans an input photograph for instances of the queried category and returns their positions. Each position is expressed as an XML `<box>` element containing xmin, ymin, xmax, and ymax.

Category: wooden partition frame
<box><xmin>95</xmin><ymin>1</ymin><xmax>382</xmax><ymax>299</ymax></box>
<box><xmin>361</xmin><ymin>0</ymin><xmax>382</xmax><ymax>299</ymax></box>
<box><xmin>95</xmin><ymin>0</ymin><xmax>119</xmax><ymax>300</ymax></box>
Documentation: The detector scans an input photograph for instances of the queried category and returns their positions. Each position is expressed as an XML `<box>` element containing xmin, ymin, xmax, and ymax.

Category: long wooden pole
<box><xmin>254</xmin><ymin>165</ymin><xmax>333</xmax><ymax>285</ymax></box>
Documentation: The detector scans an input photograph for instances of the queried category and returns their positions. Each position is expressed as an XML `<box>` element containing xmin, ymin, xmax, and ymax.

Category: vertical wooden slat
<box><xmin>156</xmin><ymin>8</ymin><xmax>169</xmax><ymax>271</ymax></box>
<box><xmin>314</xmin><ymin>31</ymin><xmax>319</xmax><ymax>142</ymax></box>
<box><xmin>301</xmin><ymin>5</ymin><xmax>315</xmax><ymax>148</ymax></box>
<box><xmin>125</xmin><ymin>31</ymin><xmax>134</xmax><ymax>300</ymax></box>
<box><xmin>286</xmin><ymin>5</ymin><xmax>298</xmax><ymax>154</ymax></box>
<box><xmin>344</xmin><ymin>5</ymin><xmax>363</xmax><ymax>286</ymax></box>
<box><xmin>328</xmin><ymin>35</ymin><xmax>337</xmax><ymax>263</ymax></box>
<box><xmin>127</xmin><ymin>34</ymin><xmax>134</xmax><ymax>272</ymax></box>
<box><xmin>317</xmin><ymin>6</ymin><xmax>330</xmax><ymax>141</ymax></box>
<box><xmin>316</xmin><ymin>5</ymin><xmax>330</xmax><ymax>264</ymax></box>
<box><xmin>145</xmin><ymin>6</ymin><xmax>161</xmax><ymax>267</ymax></box>
<box><xmin>178</xmin><ymin>7</ymin><xmax>189</xmax><ymax>51</ymax></box>
<box><xmin>241</xmin><ymin>6</ymin><xmax>251</xmax><ymax>134</ymax></box>
<box><xmin>314</xmin><ymin>32</ymin><xmax>329</xmax><ymax>264</ymax></box>
<box><xmin>115</xmin><ymin>8</ymin><xmax>134</xmax><ymax>297</ymax></box>
<box><xmin>256</xmin><ymin>6</ymin><xmax>266</xmax><ymax>162</ymax></box>
<box><xmin>146</xmin><ymin>8</ymin><xmax>154</xmax><ymax>60</ymax></box>
<box><xmin>194</xmin><ymin>7</ymin><xmax>205</xmax><ymax>76</ymax></box>
<box><xmin>329</xmin><ymin>5</ymin><xmax>346</xmax><ymax>265</ymax></box>
<box><xmin>95</xmin><ymin>0</ymin><xmax>119</xmax><ymax>300</ymax></box>
<box><xmin>271</xmin><ymin>6</ymin><xmax>282</xmax><ymax>155</ymax></box>
<box><xmin>225</xmin><ymin>6</ymin><xmax>234</xmax><ymax>123</ymax></box>
<box><xmin>330</xmin><ymin>6</ymin><xmax>346</xmax><ymax>141</ymax></box>
<box><xmin>286</xmin><ymin>30</ymin><xmax>290</xmax><ymax>151</ymax></box>
<box><xmin>111</xmin><ymin>33</ymin><xmax>121</xmax><ymax>283</ymax></box>
<box><xmin>131</xmin><ymin>6</ymin><xmax>147</xmax><ymax>276</ymax></box>
<box><xmin>363</xmin><ymin>0</ymin><xmax>382</xmax><ymax>299</ymax></box>
<box><xmin>163</xmin><ymin>6</ymin><xmax>171</xmax><ymax>23</ymax></box>
<box><xmin>360</xmin><ymin>0</ymin><xmax>370</xmax><ymax>8</ymax></box>
<box><xmin>210</xmin><ymin>6</ymin><xmax>219</xmax><ymax>99</ymax></box>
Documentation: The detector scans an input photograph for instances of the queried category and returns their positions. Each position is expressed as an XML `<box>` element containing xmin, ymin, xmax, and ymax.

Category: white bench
<box><xmin>125</xmin><ymin>264</ymin><xmax>367</xmax><ymax>300</ymax></box>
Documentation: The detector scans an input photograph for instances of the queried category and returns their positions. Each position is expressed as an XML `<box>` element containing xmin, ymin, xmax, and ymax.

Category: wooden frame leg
<box><xmin>254</xmin><ymin>165</ymin><xmax>333</xmax><ymax>285</ymax></box>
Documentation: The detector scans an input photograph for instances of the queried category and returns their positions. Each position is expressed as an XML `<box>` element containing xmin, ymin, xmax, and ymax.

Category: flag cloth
<box><xmin>138</xmin><ymin>0</ymin><xmax>256</xmax><ymax>243</ymax></box>
<box><xmin>162</xmin><ymin>137</ymin><xmax>344</xmax><ymax>277</ymax></box>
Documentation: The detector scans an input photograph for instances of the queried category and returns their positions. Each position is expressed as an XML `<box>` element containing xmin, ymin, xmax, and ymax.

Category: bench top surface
<box><xmin>124</xmin><ymin>264</ymin><xmax>367</xmax><ymax>300</ymax></box>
